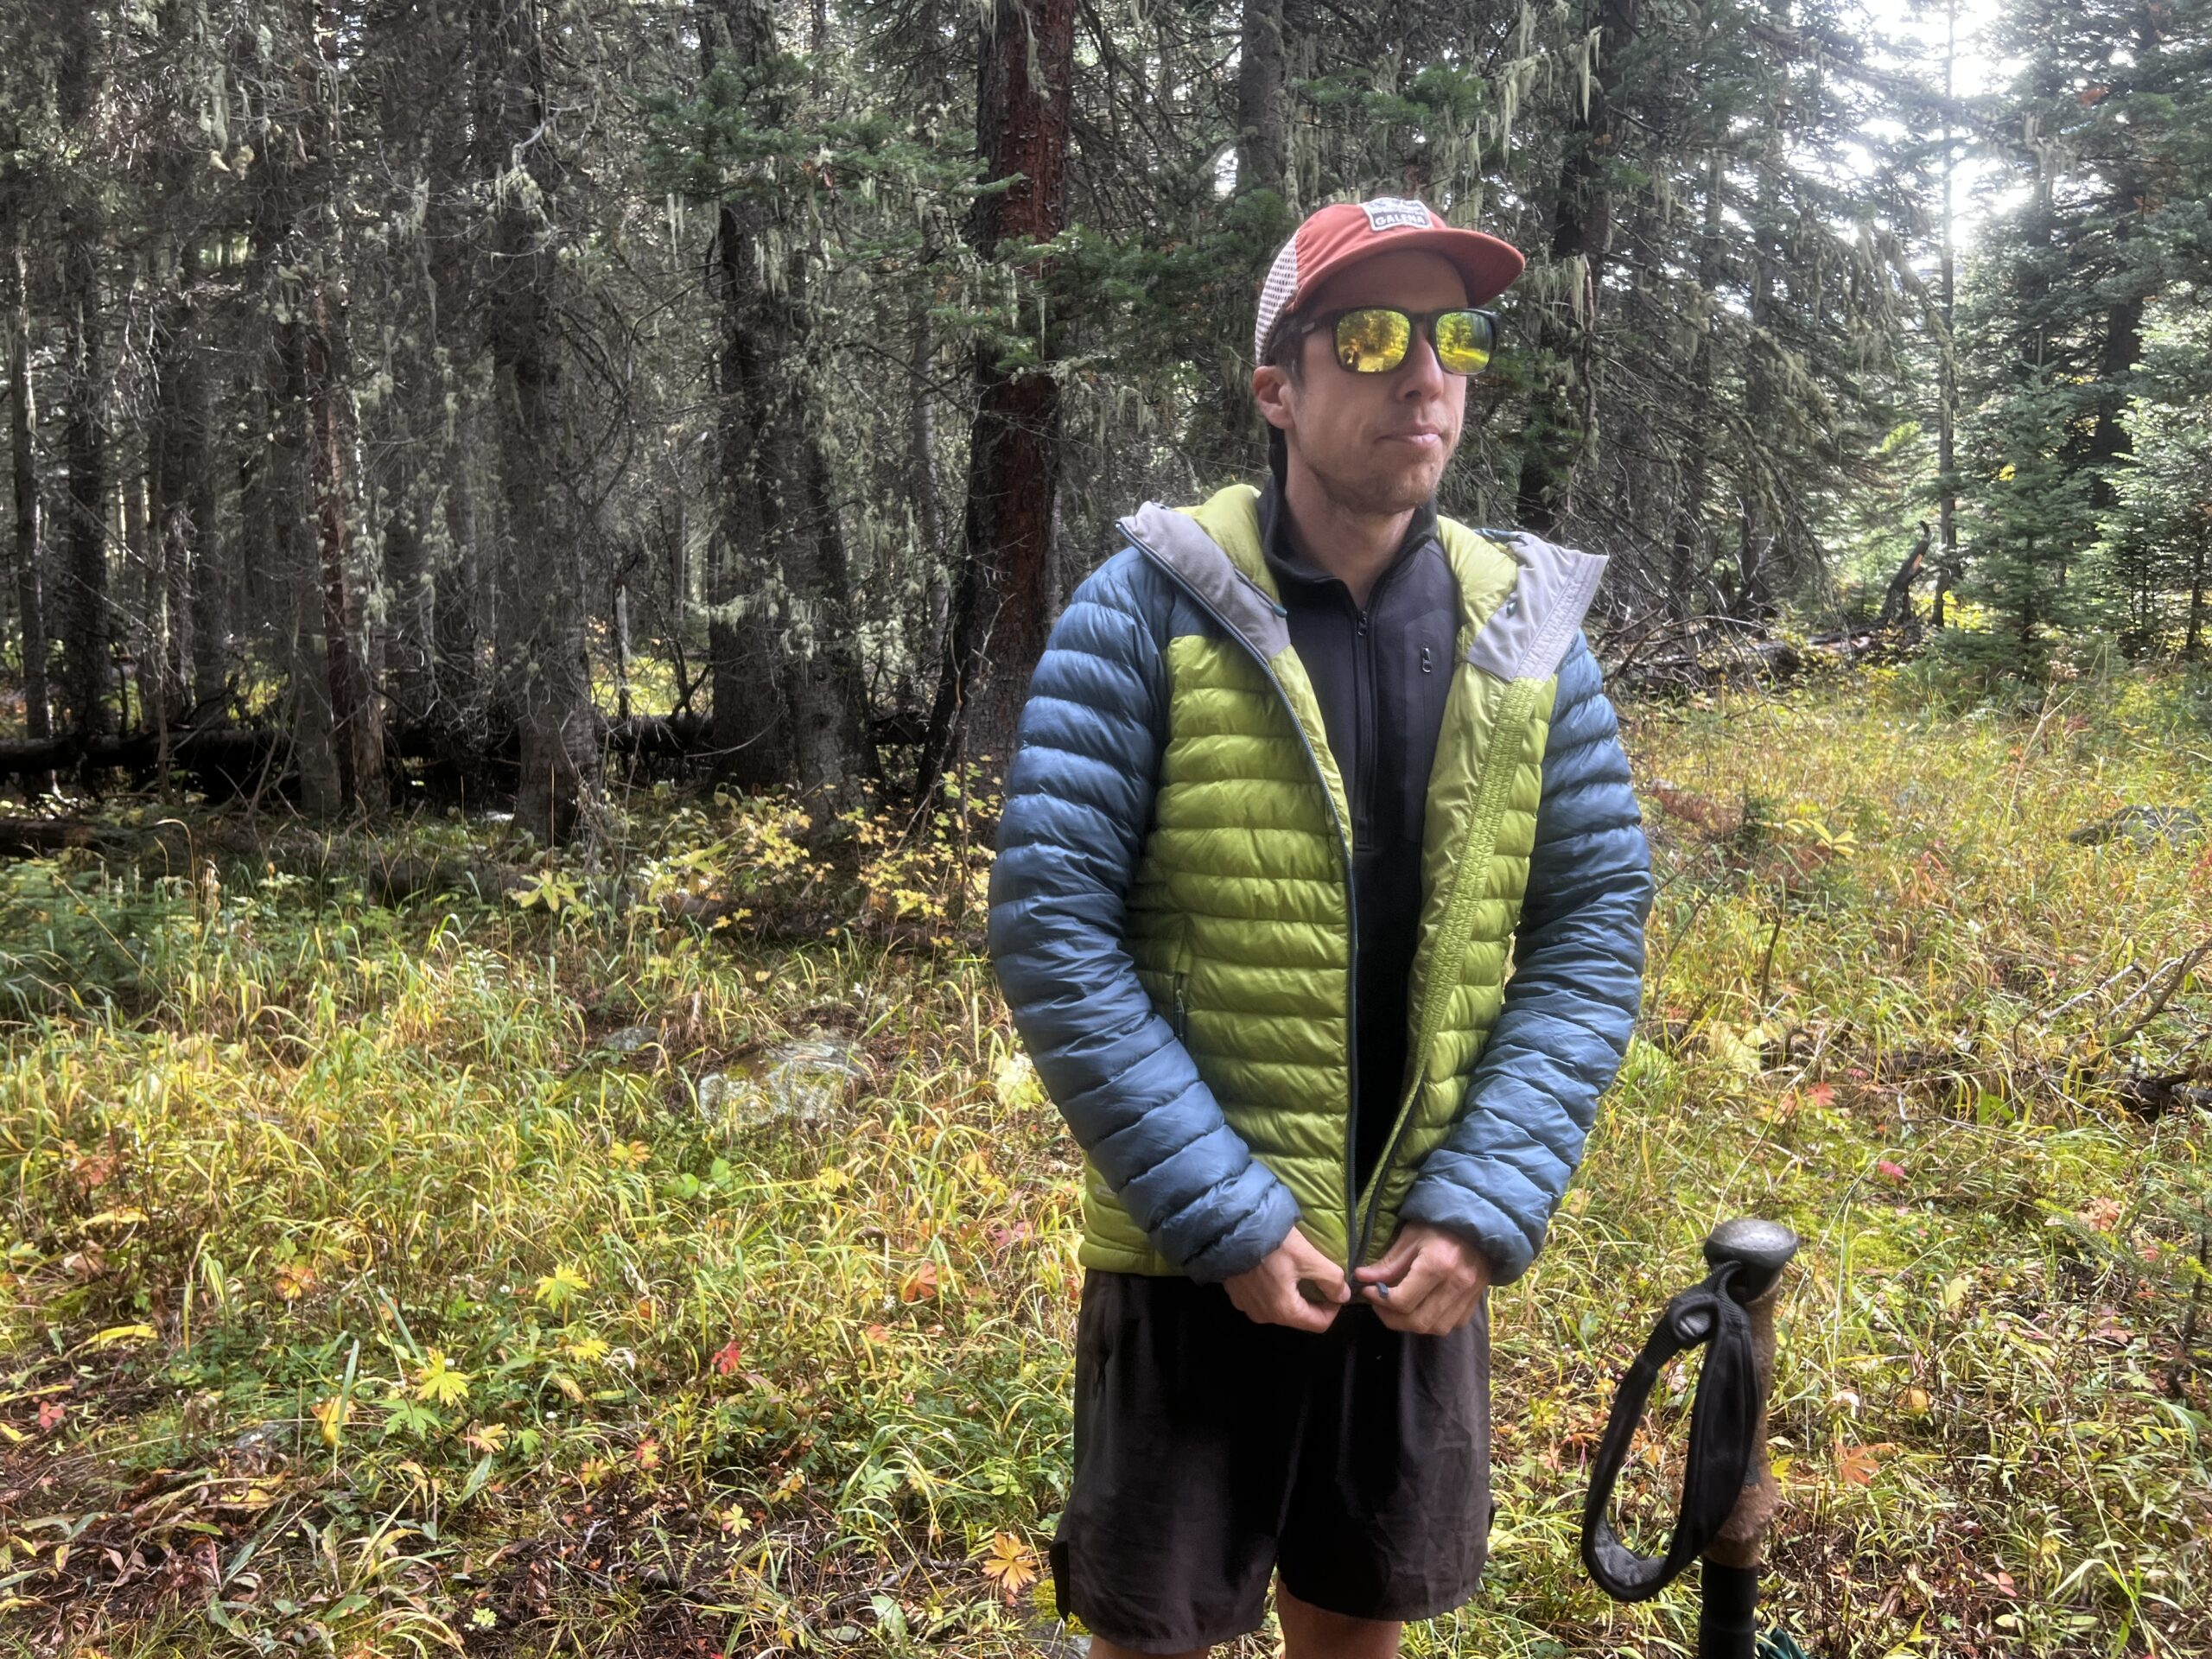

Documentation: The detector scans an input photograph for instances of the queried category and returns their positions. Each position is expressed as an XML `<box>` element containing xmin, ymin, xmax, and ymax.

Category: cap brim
<box><xmin>1303</xmin><ymin>226</ymin><xmax>1527</xmax><ymax>308</ymax></box>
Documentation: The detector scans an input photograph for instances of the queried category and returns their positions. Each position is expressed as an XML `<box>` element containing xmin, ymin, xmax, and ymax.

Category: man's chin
<box><xmin>1314</xmin><ymin>459</ymin><xmax>1446</xmax><ymax>518</ymax></box>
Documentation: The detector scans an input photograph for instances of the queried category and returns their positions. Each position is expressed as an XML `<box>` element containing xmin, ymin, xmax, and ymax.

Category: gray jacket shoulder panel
<box><xmin>1465</xmin><ymin>528</ymin><xmax>1611</xmax><ymax>682</ymax></box>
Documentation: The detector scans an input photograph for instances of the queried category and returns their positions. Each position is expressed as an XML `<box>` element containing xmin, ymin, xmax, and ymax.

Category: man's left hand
<box><xmin>1353</xmin><ymin>1222</ymin><xmax>1491</xmax><ymax>1335</ymax></box>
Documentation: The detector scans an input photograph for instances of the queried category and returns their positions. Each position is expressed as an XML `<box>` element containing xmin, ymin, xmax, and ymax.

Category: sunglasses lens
<box><xmin>1335</xmin><ymin>308</ymin><xmax>1411</xmax><ymax>372</ymax></box>
<box><xmin>1434</xmin><ymin>310</ymin><xmax>1495</xmax><ymax>374</ymax></box>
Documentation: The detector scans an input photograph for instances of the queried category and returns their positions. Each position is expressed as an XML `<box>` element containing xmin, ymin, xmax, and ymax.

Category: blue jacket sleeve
<box><xmin>1397</xmin><ymin>632</ymin><xmax>1653</xmax><ymax>1283</ymax></box>
<box><xmin>985</xmin><ymin>551</ymin><xmax>1302</xmax><ymax>1282</ymax></box>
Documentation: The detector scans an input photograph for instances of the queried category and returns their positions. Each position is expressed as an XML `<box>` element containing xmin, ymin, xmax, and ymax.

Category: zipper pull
<box><xmin>1421</xmin><ymin>644</ymin><xmax>1433</xmax><ymax>674</ymax></box>
<box><xmin>1173</xmin><ymin>973</ymin><xmax>1189</xmax><ymax>1039</ymax></box>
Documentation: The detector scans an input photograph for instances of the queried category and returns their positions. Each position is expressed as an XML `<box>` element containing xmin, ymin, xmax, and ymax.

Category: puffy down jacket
<box><xmin>986</xmin><ymin>482</ymin><xmax>1651</xmax><ymax>1285</ymax></box>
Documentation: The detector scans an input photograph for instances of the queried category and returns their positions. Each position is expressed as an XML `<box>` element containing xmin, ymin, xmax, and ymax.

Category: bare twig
<box><xmin>2041</xmin><ymin>959</ymin><xmax>2149</xmax><ymax>1028</ymax></box>
<box><xmin>2107</xmin><ymin>939</ymin><xmax>2212</xmax><ymax>1049</ymax></box>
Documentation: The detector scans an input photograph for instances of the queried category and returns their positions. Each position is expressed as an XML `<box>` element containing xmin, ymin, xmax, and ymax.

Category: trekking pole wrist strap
<box><xmin>1580</xmin><ymin>1259</ymin><xmax>1765</xmax><ymax>1602</ymax></box>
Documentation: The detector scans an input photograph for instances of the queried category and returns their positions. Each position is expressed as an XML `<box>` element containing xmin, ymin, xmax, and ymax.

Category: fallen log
<box><xmin>1607</xmin><ymin>638</ymin><xmax>1803</xmax><ymax>697</ymax></box>
<box><xmin>0</xmin><ymin>817</ymin><xmax>126</xmax><ymax>856</ymax></box>
<box><xmin>0</xmin><ymin>728</ymin><xmax>279</xmax><ymax>795</ymax></box>
<box><xmin>0</xmin><ymin>711</ymin><xmax>722</xmax><ymax>800</ymax></box>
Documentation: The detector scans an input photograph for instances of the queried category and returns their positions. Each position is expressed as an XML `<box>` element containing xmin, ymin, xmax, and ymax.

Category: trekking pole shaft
<box><xmin>1699</xmin><ymin>1256</ymin><xmax>1786</xmax><ymax>1658</ymax></box>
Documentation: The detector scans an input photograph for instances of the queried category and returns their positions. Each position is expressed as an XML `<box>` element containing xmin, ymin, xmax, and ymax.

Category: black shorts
<box><xmin>1051</xmin><ymin>1268</ymin><xmax>1492</xmax><ymax>1654</ymax></box>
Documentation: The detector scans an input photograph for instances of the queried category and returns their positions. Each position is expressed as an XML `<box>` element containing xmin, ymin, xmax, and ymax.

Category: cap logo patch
<box><xmin>1360</xmin><ymin>197</ymin><xmax>1433</xmax><ymax>232</ymax></box>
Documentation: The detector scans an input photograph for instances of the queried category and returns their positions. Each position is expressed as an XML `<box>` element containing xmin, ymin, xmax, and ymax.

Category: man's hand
<box><xmin>1354</xmin><ymin>1222</ymin><xmax>1491</xmax><ymax>1335</ymax></box>
<box><xmin>1224</xmin><ymin>1228</ymin><xmax>1351</xmax><ymax>1332</ymax></box>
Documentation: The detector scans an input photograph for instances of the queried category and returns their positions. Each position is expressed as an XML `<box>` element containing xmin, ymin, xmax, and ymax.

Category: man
<box><xmin>987</xmin><ymin>196</ymin><xmax>1652</xmax><ymax>1657</ymax></box>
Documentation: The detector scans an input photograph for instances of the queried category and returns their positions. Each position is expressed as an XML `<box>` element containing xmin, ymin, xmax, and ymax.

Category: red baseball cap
<box><xmin>1253</xmin><ymin>196</ymin><xmax>1525</xmax><ymax>364</ymax></box>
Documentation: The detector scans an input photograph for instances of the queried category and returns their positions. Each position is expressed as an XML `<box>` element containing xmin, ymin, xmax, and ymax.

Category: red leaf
<box><xmin>37</xmin><ymin>1400</ymin><xmax>66</xmax><ymax>1431</ymax></box>
<box><xmin>1804</xmin><ymin>1084</ymin><xmax>1837</xmax><ymax>1108</ymax></box>
<box><xmin>1836</xmin><ymin>1440</ymin><xmax>1893</xmax><ymax>1485</ymax></box>
<box><xmin>899</xmin><ymin>1262</ymin><xmax>941</xmax><ymax>1303</ymax></box>
<box><xmin>1875</xmin><ymin>1160</ymin><xmax>1907</xmax><ymax>1183</ymax></box>
<box><xmin>711</xmin><ymin>1339</ymin><xmax>743</xmax><ymax>1376</ymax></box>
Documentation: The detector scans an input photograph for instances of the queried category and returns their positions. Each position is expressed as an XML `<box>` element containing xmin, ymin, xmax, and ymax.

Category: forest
<box><xmin>2</xmin><ymin>1</ymin><xmax>2210</xmax><ymax>1656</ymax></box>
<box><xmin>0</xmin><ymin>0</ymin><xmax>2203</xmax><ymax>830</ymax></box>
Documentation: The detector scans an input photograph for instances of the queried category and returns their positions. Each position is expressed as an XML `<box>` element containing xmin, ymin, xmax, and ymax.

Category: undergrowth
<box><xmin>2</xmin><ymin>667</ymin><xmax>2208</xmax><ymax>1656</ymax></box>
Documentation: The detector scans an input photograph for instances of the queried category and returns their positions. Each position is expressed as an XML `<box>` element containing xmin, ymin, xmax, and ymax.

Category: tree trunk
<box><xmin>368</xmin><ymin>0</ymin><xmax>469</xmax><ymax>741</ymax></box>
<box><xmin>425</xmin><ymin>19</ymin><xmax>483</xmax><ymax>734</ymax></box>
<box><xmin>149</xmin><ymin>238</ymin><xmax>207</xmax><ymax>728</ymax></box>
<box><xmin>55</xmin><ymin>10</ymin><xmax>108</xmax><ymax>739</ymax></box>
<box><xmin>702</xmin><ymin>0</ymin><xmax>870</xmax><ymax>810</ymax></box>
<box><xmin>1516</xmin><ymin>0</ymin><xmax>1638</xmax><ymax>533</ymax></box>
<box><xmin>1235</xmin><ymin>0</ymin><xmax>1288</xmax><ymax>200</ymax></box>
<box><xmin>1669</xmin><ymin>146</ymin><xmax>1725</xmax><ymax>618</ymax></box>
<box><xmin>122</xmin><ymin>464</ymin><xmax>148</xmax><ymax>733</ymax></box>
<box><xmin>1877</xmin><ymin>522</ymin><xmax>1931</xmax><ymax>629</ymax></box>
<box><xmin>435</xmin><ymin>458</ymin><xmax>481</xmax><ymax>725</ymax></box>
<box><xmin>702</xmin><ymin>0</ymin><xmax>791</xmax><ymax>791</ymax></box>
<box><xmin>384</xmin><ymin>486</ymin><xmax>434</xmax><ymax>725</ymax></box>
<box><xmin>6</xmin><ymin>216</ymin><xmax>48</xmax><ymax>741</ymax></box>
<box><xmin>1733</xmin><ymin>111</ymin><xmax>1789</xmax><ymax>622</ymax></box>
<box><xmin>906</xmin><ymin>295</ymin><xmax>945</xmax><ymax>714</ymax></box>
<box><xmin>484</xmin><ymin>0</ymin><xmax>594</xmax><ymax>843</ymax></box>
<box><xmin>308</xmin><ymin>276</ymin><xmax>383</xmax><ymax>817</ymax></box>
<box><xmin>1931</xmin><ymin>0</ymin><xmax>1959</xmax><ymax>629</ymax></box>
<box><xmin>917</xmin><ymin>0</ymin><xmax>1074</xmax><ymax>798</ymax></box>
<box><xmin>253</xmin><ymin>3</ymin><xmax>379</xmax><ymax>817</ymax></box>
<box><xmin>792</xmin><ymin>410</ymin><xmax>876</xmax><ymax>798</ymax></box>
<box><xmin>232</xmin><ymin>373</ymin><xmax>276</xmax><ymax>672</ymax></box>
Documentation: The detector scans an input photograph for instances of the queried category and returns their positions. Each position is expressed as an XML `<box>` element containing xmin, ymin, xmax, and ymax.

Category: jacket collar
<box><xmin>1255</xmin><ymin>474</ymin><xmax>1439</xmax><ymax>597</ymax></box>
<box><xmin>1118</xmin><ymin>483</ymin><xmax>1609</xmax><ymax>683</ymax></box>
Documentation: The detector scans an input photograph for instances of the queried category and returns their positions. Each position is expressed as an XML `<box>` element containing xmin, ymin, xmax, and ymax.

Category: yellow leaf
<box><xmin>535</xmin><ymin>1264</ymin><xmax>590</xmax><ymax>1313</ymax></box>
<box><xmin>978</xmin><ymin>1532</ymin><xmax>1039</xmax><ymax>1600</ymax></box>
<box><xmin>415</xmin><ymin>1350</ymin><xmax>472</xmax><ymax>1408</ymax></box>
<box><xmin>312</xmin><ymin>1395</ymin><xmax>349</xmax><ymax>1447</ymax></box>
<box><xmin>1706</xmin><ymin>1022</ymin><xmax>1768</xmax><ymax>1079</ymax></box>
<box><xmin>1942</xmin><ymin>1275</ymin><xmax>1971</xmax><ymax>1313</ymax></box>
<box><xmin>91</xmin><ymin>1324</ymin><xmax>157</xmax><ymax>1348</ymax></box>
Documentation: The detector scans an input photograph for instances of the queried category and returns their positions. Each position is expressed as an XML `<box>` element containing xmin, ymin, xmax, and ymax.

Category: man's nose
<box><xmin>1396</xmin><ymin>328</ymin><xmax>1449</xmax><ymax>395</ymax></box>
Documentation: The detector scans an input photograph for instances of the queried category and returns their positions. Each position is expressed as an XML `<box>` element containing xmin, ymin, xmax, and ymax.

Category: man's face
<box><xmin>1254</xmin><ymin>248</ymin><xmax>1471</xmax><ymax>518</ymax></box>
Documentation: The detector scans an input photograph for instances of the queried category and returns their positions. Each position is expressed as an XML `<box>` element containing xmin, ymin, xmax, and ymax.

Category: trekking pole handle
<box><xmin>1700</xmin><ymin>1218</ymin><xmax>1797</xmax><ymax>1577</ymax></box>
<box><xmin>1701</xmin><ymin>1217</ymin><xmax>1799</xmax><ymax>1308</ymax></box>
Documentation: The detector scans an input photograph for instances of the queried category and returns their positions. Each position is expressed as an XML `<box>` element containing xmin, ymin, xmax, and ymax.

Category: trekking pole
<box><xmin>1580</xmin><ymin>1217</ymin><xmax>1804</xmax><ymax>1659</ymax></box>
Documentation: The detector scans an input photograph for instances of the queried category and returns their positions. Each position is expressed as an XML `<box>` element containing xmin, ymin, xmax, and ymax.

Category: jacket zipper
<box><xmin>1127</xmin><ymin>533</ymin><xmax>1365</xmax><ymax>1272</ymax></box>
<box><xmin>1348</xmin><ymin>672</ymin><xmax>1544</xmax><ymax>1268</ymax></box>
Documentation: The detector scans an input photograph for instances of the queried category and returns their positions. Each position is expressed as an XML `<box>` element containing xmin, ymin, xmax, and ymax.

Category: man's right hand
<box><xmin>1223</xmin><ymin>1228</ymin><xmax>1351</xmax><ymax>1332</ymax></box>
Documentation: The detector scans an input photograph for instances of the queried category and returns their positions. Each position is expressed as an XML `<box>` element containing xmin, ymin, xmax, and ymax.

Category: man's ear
<box><xmin>1252</xmin><ymin>363</ymin><xmax>1294</xmax><ymax>439</ymax></box>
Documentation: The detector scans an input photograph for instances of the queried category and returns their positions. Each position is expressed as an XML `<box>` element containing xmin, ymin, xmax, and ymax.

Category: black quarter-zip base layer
<box><xmin>1256</xmin><ymin>475</ymin><xmax>1460</xmax><ymax>1194</ymax></box>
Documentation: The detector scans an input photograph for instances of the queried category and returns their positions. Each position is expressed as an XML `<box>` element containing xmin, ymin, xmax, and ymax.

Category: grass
<box><xmin>2</xmin><ymin>660</ymin><xmax>2209</xmax><ymax>1657</ymax></box>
